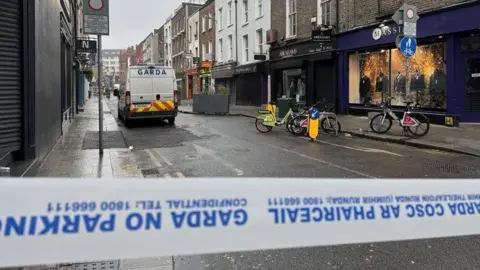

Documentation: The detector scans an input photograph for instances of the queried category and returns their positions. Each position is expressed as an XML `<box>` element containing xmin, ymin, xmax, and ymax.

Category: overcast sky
<box><xmin>102</xmin><ymin>0</ymin><xmax>188</xmax><ymax>49</ymax></box>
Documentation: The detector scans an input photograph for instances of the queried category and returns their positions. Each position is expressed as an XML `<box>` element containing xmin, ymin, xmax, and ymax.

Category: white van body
<box><xmin>117</xmin><ymin>64</ymin><xmax>178</xmax><ymax>126</ymax></box>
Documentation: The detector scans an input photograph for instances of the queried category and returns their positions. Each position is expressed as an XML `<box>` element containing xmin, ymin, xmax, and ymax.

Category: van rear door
<box><xmin>128</xmin><ymin>67</ymin><xmax>154</xmax><ymax>104</ymax></box>
<box><xmin>152</xmin><ymin>68</ymin><xmax>175</xmax><ymax>101</ymax></box>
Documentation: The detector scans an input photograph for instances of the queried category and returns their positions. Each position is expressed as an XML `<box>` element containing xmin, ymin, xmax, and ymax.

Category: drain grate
<box><xmin>72</xmin><ymin>260</ymin><xmax>119</xmax><ymax>270</ymax></box>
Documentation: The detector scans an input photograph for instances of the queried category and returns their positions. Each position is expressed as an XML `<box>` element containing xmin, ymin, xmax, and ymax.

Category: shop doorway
<box><xmin>314</xmin><ymin>61</ymin><xmax>336</xmax><ymax>110</ymax></box>
<box><xmin>463</xmin><ymin>56</ymin><xmax>480</xmax><ymax>121</ymax></box>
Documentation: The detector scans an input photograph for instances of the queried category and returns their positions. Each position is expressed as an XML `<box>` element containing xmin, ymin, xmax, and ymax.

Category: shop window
<box><xmin>348</xmin><ymin>42</ymin><xmax>446</xmax><ymax>109</ymax></box>
<box><xmin>280</xmin><ymin>69</ymin><xmax>306</xmax><ymax>103</ymax></box>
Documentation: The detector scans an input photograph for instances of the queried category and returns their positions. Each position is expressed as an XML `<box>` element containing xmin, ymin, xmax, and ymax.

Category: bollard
<box><xmin>0</xmin><ymin>167</ymin><xmax>10</xmax><ymax>177</ymax></box>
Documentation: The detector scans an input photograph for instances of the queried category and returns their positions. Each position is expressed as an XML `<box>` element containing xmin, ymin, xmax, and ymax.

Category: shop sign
<box><xmin>372</xmin><ymin>25</ymin><xmax>402</xmax><ymax>41</ymax></box>
<box><xmin>199</xmin><ymin>68</ymin><xmax>211</xmax><ymax>76</ymax></box>
<box><xmin>234</xmin><ymin>64</ymin><xmax>257</xmax><ymax>75</ymax></box>
<box><xmin>312</xmin><ymin>29</ymin><xmax>332</xmax><ymax>43</ymax></box>
<box><xmin>271</xmin><ymin>41</ymin><xmax>334</xmax><ymax>60</ymax></box>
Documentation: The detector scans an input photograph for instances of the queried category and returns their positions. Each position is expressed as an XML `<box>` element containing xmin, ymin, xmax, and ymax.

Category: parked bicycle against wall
<box><xmin>255</xmin><ymin>100</ymin><xmax>299</xmax><ymax>133</ymax></box>
<box><xmin>370</xmin><ymin>95</ymin><xmax>430</xmax><ymax>137</ymax></box>
<box><xmin>288</xmin><ymin>98</ymin><xmax>342</xmax><ymax>136</ymax></box>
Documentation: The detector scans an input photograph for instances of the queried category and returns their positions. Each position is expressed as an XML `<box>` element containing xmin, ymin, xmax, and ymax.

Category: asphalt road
<box><xmin>106</xmin><ymin>97</ymin><xmax>480</xmax><ymax>270</ymax></box>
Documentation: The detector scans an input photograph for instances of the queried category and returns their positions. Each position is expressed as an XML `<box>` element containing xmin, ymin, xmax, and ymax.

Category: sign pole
<box><xmin>98</xmin><ymin>35</ymin><xmax>103</xmax><ymax>154</ymax></box>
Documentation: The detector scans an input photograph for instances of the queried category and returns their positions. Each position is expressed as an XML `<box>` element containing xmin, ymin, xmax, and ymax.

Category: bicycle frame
<box><xmin>379</xmin><ymin>107</ymin><xmax>420</xmax><ymax>128</ymax></box>
<box><xmin>257</xmin><ymin>107</ymin><xmax>294</xmax><ymax>127</ymax></box>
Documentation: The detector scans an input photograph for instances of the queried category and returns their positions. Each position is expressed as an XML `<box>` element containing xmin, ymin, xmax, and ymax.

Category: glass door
<box><xmin>465</xmin><ymin>57</ymin><xmax>480</xmax><ymax>121</ymax></box>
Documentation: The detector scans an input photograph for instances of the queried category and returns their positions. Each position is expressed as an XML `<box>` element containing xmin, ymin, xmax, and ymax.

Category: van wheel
<box><xmin>124</xmin><ymin>117</ymin><xmax>131</xmax><ymax>128</ymax></box>
<box><xmin>167</xmin><ymin>117</ymin><xmax>175</xmax><ymax>125</ymax></box>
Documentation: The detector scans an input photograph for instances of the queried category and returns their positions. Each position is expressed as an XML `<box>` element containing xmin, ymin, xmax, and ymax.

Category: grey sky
<box><xmin>102</xmin><ymin>0</ymin><xmax>184</xmax><ymax>49</ymax></box>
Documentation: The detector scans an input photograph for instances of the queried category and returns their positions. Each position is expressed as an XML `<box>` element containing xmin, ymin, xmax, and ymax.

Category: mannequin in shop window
<box><xmin>410</xmin><ymin>68</ymin><xmax>425</xmax><ymax>106</ymax></box>
<box><xmin>359</xmin><ymin>72</ymin><xmax>371</xmax><ymax>105</ymax></box>
<box><xmin>429</xmin><ymin>67</ymin><xmax>447</xmax><ymax>108</ymax></box>
<box><xmin>297</xmin><ymin>77</ymin><xmax>305</xmax><ymax>102</ymax></box>
<box><xmin>394</xmin><ymin>70</ymin><xmax>406</xmax><ymax>95</ymax></box>
<box><xmin>376</xmin><ymin>71</ymin><xmax>389</xmax><ymax>100</ymax></box>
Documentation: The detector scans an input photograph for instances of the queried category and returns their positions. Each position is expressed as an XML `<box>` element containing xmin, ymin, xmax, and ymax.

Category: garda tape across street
<box><xmin>1</xmin><ymin>178</ymin><xmax>480</xmax><ymax>267</ymax></box>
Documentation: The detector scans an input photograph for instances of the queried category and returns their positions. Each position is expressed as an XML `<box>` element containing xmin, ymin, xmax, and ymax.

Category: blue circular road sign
<box><xmin>400</xmin><ymin>36</ymin><xmax>417</xmax><ymax>57</ymax></box>
<box><xmin>310</xmin><ymin>108</ymin><xmax>320</xmax><ymax>120</ymax></box>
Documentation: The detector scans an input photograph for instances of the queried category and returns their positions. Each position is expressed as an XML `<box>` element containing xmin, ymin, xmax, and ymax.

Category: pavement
<box><xmin>18</xmin><ymin>95</ymin><xmax>480</xmax><ymax>269</ymax></box>
<box><xmin>179</xmin><ymin>99</ymin><xmax>480</xmax><ymax>157</ymax></box>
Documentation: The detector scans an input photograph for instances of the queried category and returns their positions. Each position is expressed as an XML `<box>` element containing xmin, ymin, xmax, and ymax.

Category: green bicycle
<box><xmin>255</xmin><ymin>100</ymin><xmax>298</xmax><ymax>133</ymax></box>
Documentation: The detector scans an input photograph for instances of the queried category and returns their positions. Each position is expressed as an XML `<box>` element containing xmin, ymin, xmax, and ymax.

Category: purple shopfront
<box><xmin>337</xmin><ymin>2</ymin><xmax>480</xmax><ymax>124</ymax></box>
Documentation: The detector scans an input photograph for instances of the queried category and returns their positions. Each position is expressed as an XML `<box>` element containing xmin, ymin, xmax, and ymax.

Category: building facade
<box><xmin>172</xmin><ymin>3</ymin><xmax>203</xmax><ymax>100</ymax></box>
<box><xmin>336</xmin><ymin>0</ymin><xmax>480</xmax><ymax>123</ymax></box>
<box><xmin>0</xmin><ymin>0</ymin><xmax>81</xmax><ymax>173</ymax></box>
<box><xmin>233</xmin><ymin>0</ymin><xmax>271</xmax><ymax>106</ymax></box>
<box><xmin>156</xmin><ymin>26</ymin><xmax>165</xmax><ymax>65</ymax></box>
<box><xmin>212</xmin><ymin>0</ymin><xmax>238</xmax><ymax>103</ymax></box>
<box><xmin>186</xmin><ymin>9</ymin><xmax>201</xmax><ymax>99</ymax></box>
<box><xmin>102</xmin><ymin>49</ymin><xmax>121</xmax><ymax>85</ymax></box>
<box><xmin>198</xmin><ymin>0</ymin><xmax>215</xmax><ymax>94</ymax></box>
<box><xmin>164</xmin><ymin>16</ymin><xmax>173</xmax><ymax>67</ymax></box>
<box><xmin>269</xmin><ymin>0</ymin><xmax>337</xmax><ymax>107</ymax></box>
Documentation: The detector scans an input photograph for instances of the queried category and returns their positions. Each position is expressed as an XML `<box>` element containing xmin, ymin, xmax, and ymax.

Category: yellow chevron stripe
<box><xmin>130</xmin><ymin>101</ymin><xmax>175</xmax><ymax>112</ymax></box>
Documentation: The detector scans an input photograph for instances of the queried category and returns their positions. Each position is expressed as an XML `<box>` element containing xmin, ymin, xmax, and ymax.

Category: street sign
<box><xmin>83</xmin><ymin>0</ymin><xmax>109</xmax><ymax>35</ymax></box>
<box><xmin>400</xmin><ymin>36</ymin><xmax>417</xmax><ymax>57</ymax></box>
<box><xmin>392</xmin><ymin>9</ymin><xmax>403</xmax><ymax>25</ymax></box>
<box><xmin>392</xmin><ymin>4</ymin><xmax>419</xmax><ymax>37</ymax></box>
<box><xmin>75</xmin><ymin>39</ymin><xmax>97</xmax><ymax>53</ymax></box>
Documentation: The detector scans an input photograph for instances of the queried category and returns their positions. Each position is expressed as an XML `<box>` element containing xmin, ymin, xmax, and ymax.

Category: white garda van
<box><xmin>116</xmin><ymin>64</ymin><xmax>178</xmax><ymax>127</ymax></box>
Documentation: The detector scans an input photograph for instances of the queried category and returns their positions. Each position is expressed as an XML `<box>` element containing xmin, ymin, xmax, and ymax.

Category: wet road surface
<box><xmin>105</xmin><ymin>98</ymin><xmax>480</xmax><ymax>269</ymax></box>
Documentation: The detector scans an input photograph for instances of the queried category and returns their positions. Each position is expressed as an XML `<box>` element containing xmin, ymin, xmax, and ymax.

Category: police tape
<box><xmin>1</xmin><ymin>177</ymin><xmax>480</xmax><ymax>267</ymax></box>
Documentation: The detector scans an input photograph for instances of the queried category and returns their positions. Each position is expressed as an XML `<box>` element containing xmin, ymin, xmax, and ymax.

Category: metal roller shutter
<box><xmin>0</xmin><ymin>0</ymin><xmax>22</xmax><ymax>155</ymax></box>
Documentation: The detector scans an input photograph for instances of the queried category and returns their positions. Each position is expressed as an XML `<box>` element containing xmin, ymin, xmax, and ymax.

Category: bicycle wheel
<box><xmin>288</xmin><ymin>116</ymin><xmax>307</xmax><ymax>136</ymax></box>
<box><xmin>370</xmin><ymin>113</ymin><xmax>393</xmax><ymax>134</ymax></box>
<box><xmin>407</xmin><ymin>113</ymin><xmax>430</xmax><ymax>137</ymax></box>
<box><xmin>321</xmin><ymin>116</ymin><xmax>342</xmax><ymax>134</ymax></box>
<box><xmin>255</xmin><ymin>119</ymin><xmax>273</xmax><ymax>133</ymax></box>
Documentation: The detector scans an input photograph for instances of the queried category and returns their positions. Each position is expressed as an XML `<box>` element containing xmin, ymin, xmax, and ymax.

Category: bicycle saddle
<box><xmin>269</xmin><ymin>101</ymin><xmax>276</xmax><ymax>105</ymax></box>
<box><xmin>404</xmin><ymin>100</ymin><xmax>414</xmax><ymax>105</ymax></box>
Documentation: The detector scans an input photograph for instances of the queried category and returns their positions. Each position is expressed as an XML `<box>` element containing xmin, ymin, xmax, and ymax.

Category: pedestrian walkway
<box><xmin>339</xmin><ymin>115</ymin><xmax>480</xmax><ymax>157</ymax></box>
<box><xmin>31</xmin><ymin>97</ymin><xmax>173</xmax><ymax>270</ymax></box>
<box><xmin>179</xmin><ymin>100</ymin><xmax>480</xmax><ymax>156</ymax></box>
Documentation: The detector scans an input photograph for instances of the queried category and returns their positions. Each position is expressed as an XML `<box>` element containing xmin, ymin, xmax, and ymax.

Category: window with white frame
<box><xmin>218</xmin><ymin>39</ymin><xmax>223</xmax><ymax>62</ymax></box>
<box><xmin>208</xmin><ymin>40</ymin><xmax>212</xmax><ymax>57</ymax></box>
<box><xmin>208</xmin><ymin>12</ymin><xmax>213</xmax><ymax>29</ymax></box>
<box><xmin>287</xmin><ymin>0</ymin><xmax>297</xmax><ymax>37</ymax></box>
<box><xmin>195</xmin><ymin>22</ymin><xmax>198</xmax><ymax>38</ymax></box>
<box><xmin>202</xmin><ymin>15</ymin><xmax>207</xmax><ymax>32</ymax></box>
<box><xmin>320</xmin><ymin>0</ymin><xmax>332</xmax><ymax>25</ymax></box>
<box><xmin>228</xmin><ymin>34</ymin><xmax>233</xmax><ymax>60</ymax></box>
<box><xmin>256</xmin><ymin>0</ymin><xmax>263</xmax><ymax>18</ymax></box>
<box><xmin>243</xmin><ymin>0</ymin><xmax>248</xmax><ymax>23</ymax></box>
<box><xmin>228</xmin><ymin>1</ymin><xmax>232</xmax><ymax>25</ymax></box>
<box><xmin>218</xmin><ymin>8</ymin><xmax>223</xmax><ymax>29</ymax></box>
<box><xmin>243</xmin><ymin>35</ymin><xmax>249</xmax><ymax>63</ymax></box>
<box><xmin>202</xmin><ymin>43</ymin><xmax>207</xmax><ymax>59</ymax></box>
<box><xmin>189</xmin><ymin>25</ymin><xmax>192</xmax><ymax>41</ymax></box>
<box><xmin>256</xmin><ymin>29</ymin><xmax>263</xmax><ymax>54</ymax></box>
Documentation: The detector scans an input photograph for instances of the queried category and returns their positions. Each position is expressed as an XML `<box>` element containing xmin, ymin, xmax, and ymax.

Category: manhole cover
<box><xmin>142</xmin><ymin>168</ymin><xmax>159</xmax><ymax>176</ymax></box>
<box><xmin>73</xmin><ymin>260</ymin><xmax>119</xmax><ymax>270</ymax></box>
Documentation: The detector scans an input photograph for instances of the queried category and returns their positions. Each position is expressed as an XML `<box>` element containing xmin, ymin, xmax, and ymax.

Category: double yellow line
<box><xmin>145</xmin><ymin>149</ymin><xmax>185</xmax><ymax>178</ymax></box>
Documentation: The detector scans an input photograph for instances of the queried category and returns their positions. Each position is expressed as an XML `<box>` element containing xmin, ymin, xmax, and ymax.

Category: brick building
<box><xmin>171</xmin><ymin>2</ymin><xmax>203</xmax><ymax>100</ymax></box>
<box><xmin>156</xmin><ymin>26</ymin><xmax>165</xmax><ymax>65</ymax></box>
<box><xmin>335</xmin><ymin>0</ymin><xmax>480</xmax><ymax>124</ymax></box>
<box><xmin>197</xmin><ymin>0</ymin><xmax>215</xmax><ymax>94</ymax></box>
<box><xmin>268</xmin><ymin>0</ymin><xmax>336</xmax><ymax>107</ymax></box>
